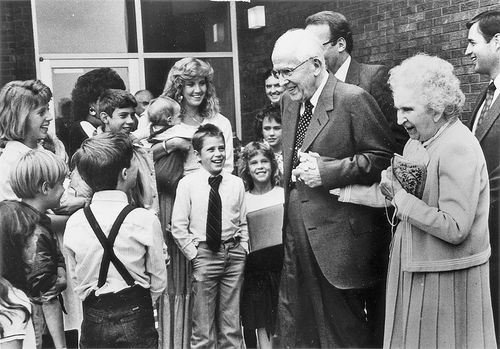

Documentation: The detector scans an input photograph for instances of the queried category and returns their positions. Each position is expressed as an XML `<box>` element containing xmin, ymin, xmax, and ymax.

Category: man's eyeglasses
<box><xmin>271</xmin><ymin>57</ymin><xmax>316</xmax><ymax>79</ymax></box>
<box><xmin>322</xmin><ymin>39</ymin><xmax>336</xmax><ymax>46</ymax></box>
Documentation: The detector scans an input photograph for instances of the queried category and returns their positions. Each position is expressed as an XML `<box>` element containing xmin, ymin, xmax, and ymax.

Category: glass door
<box><xmin>39</xmin><ymin>59</ymin><xmax>139</xmax><ymax>151</ymax></box>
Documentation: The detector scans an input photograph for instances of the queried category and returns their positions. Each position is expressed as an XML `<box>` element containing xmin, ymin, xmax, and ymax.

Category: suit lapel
<box><xmin>475</xmin><ymin>96</ymin><xmax>500</xmax><ymax>142</ymax></box>
<box><xmin>301</xmin><ymin>75</ymin><xmax>336</xmax><ymax>152</ymax></box>
<box><xmin>345</xmin><ymin>59</ymin><xmax>360</xmax><ymax>86</ymax></box>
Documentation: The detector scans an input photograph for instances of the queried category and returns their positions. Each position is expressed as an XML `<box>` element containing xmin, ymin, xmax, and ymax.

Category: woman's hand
<box><xmin>53</xmin><ymin>195</ymin><xmax>87</xmax><ymax>215</ymax></box>
<box><xmin>380</xmin><ymin>167</ymin><xmax>404</xmax><ymax>201</ymax></box>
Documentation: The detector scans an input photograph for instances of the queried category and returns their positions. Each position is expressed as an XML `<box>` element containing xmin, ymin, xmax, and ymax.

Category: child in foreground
<box><xmin>171</xmin><ymin>124</ymin><xmax>248</xmax><ymax>348</ymax></box>
<box><xmin>64</xmin><ymin>132</ymin><xmax>167</xmax><ymax>348</ymax></box>
<box><xmin>11</xmin><ymin>149</ymin><xmax>69</xmax><ymax>349</ymax></box>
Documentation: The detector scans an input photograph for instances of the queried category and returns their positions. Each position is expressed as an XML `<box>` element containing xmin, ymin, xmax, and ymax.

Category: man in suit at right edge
<box><xmin>305</xmin><ymin>11</ymin><xmax>408</xmax><ymax>154</ymax></box>
<box><xmin>465</xmin><ymin>10</ymin><xmax>500</xmax><ymax>342</ymax></box>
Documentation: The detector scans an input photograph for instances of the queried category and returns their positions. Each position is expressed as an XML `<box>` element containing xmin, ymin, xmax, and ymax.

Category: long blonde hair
<box><xmin>162</xmin><ymin>57</ymin><xmax>220</xmax><ymax>119</ymax></box>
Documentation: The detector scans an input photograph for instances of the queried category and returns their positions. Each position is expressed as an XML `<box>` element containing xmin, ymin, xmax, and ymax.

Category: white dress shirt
<box><xmin>64</xmin><ymin>190</ymin><xmax>167</xmax><ymax>302</ymax></box>
<box><xmin>334</xmin><ymin>55</ymin><xmax>351</xmax><ymax>82</ymax></box>
<box><xmin>171</xmin><ymin>167</ymin><xmax>248</xmax><ymax>260</ymax></box>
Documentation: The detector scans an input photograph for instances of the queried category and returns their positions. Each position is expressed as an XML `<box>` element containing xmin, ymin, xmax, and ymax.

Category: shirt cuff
<box><xmin>183</xmin><ymin>241</ymin><xmax>198</xmax><ymax>261</ymax></box>
<box><xmin>240</xmin><ymin>241</ymin><xmax>249</xmax><ymax>254</ymax></box>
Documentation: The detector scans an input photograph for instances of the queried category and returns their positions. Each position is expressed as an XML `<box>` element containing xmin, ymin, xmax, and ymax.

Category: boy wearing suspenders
<box><xmin>64</xmin><ymin>133</ymin><xmax>167</xmax><ymax>348</ymax></box>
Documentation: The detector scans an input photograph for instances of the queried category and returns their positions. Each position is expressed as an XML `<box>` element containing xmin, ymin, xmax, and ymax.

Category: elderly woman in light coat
<box><xmin>335</xmin><ymin>54</ymin><xmax>496</xmax><ymax>348</ymax></box>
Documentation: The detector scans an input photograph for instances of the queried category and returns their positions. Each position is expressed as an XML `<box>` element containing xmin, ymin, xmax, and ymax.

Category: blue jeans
<box><xmin>80</xmin><ymin>285</ymin><xmax>157</xmax><ymax>348</ymax></box>
<box><xmin>191</xmin><ymin>241</ymin><xmax>246</xmax><ymax>349</ymax></box>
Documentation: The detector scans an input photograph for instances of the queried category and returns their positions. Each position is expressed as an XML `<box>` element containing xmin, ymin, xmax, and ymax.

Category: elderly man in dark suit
<box><xmin>465</xmin><ymin>10</ymin><xmax>500</xmax><ymax>341</ymax></box>
<box><xmin>272</xmin><ymin>29</ymin><xmax>396</xmax><ymax>348</ymax></box>
<box><xmin>305</xmin><ymin>11</ymin><xmax>407</xmax><ymax>154</ymax></box>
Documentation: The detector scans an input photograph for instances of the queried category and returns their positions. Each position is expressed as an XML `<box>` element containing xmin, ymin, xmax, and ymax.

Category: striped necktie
<box><xmin>206</xmin><ymin>175</ymin><xmax>222</xmax><ymax>252</ymax></box>
<box><xmin>476</xmin><ymin>82</ymin><xmax>496</xmax><ymax>133</ymax></box>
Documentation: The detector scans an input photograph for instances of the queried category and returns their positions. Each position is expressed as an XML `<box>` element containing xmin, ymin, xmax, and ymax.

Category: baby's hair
<box><xmin>238</xmin><ymin>141</ymin><xmax>278</xmax><ymax>191</ymax></box>
<box><xmin>147</xmin><ymin>96</ymin><xmax>181</xmax><ymax>126</ymax></box>
<box><xmin>0</xmin><ymin>200</ymin><xmax>40</xmax><ymax>292</ymax></box>
<box><xmin>192</xmin><ymin>123</ymin><xmax>225</xmax><ymax>153</ymax></box>
<box><xmin>11</xmin><ymin>149</ymin><xmax>68</xmax><ymax>199</ymax></box>
<box><xmin>97</xmin><ymin>89</ymin><xmax>137</xmax><ymax>117</ymax></box>
<box><xmin>75</xmin><ymin>132</ymin><xmax>134</xmax><ymax>192</ymax></box>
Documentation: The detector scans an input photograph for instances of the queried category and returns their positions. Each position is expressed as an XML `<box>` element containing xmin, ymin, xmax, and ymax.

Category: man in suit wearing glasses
<box><xmin>272</xmin><ymin>29</ymin><xmax>396</xmax><ymax>348</ymax></box>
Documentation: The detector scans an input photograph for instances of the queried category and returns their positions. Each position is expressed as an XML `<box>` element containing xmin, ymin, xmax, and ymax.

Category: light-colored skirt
<box><xmin>384</xmin><ymin>227</ymin><xmax>497</xmax><ymax>349</ymax></box>
<box><xmin>157</xmin><ymin>191</ymin><xmax>192</xmax><ymax>349</ymax></box>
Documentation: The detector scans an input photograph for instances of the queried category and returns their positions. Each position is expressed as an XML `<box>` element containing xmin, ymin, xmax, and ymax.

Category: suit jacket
<box><xmin>345</xmin><ymin>59</ymin><xmax>408</xmax><ymax>154</ymax></box>
<box><xmin>282</xmin><ymin>74</ymin><xmax>396</xmax><ymax>289</ymax></box>
<box><xmin>469</xmin><ymin>86</ymin><xmax>500</xmax><ymax>289</ymax></box>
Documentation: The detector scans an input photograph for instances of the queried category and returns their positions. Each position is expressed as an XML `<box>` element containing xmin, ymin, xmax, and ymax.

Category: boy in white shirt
<box><xmin>171</xmin><ymin>124</ymin><xmax>247</xmax><ymax>349</ymax></box>
<box><xmin>64</xmin><ymin>132</ymin><xmax>167</xmax><ymax>348</ymax></box>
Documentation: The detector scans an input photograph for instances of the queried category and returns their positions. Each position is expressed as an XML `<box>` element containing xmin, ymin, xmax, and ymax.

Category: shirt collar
<box><xmin>91</xmin><ymin>190</ymin><xmax>129</xmax><ymax>204</ymax></box>
<box><xmin>198</xmin><ymin>166</ymin><xmax>223</xmax><ymax>180</ymax></box>
<box><xmin>308</xmin><ymin>72</ymin><xmax>330</xmax><ymax>111</ymax></box>
<box><xmin>334</xmin><ymin>55</ymin><xmax>351</xmax><ymax>82</ymax></box>
<box><xmin>492</xmin><ymin>74</ymin><xmax>500</xmax><ymax>92</ymax></box>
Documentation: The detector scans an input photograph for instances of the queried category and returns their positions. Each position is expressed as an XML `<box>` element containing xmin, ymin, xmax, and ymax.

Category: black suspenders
<box><xmin>83</xmin><ymin>205</ymin><xmax>136</xmax><ymax>288</ymax></box>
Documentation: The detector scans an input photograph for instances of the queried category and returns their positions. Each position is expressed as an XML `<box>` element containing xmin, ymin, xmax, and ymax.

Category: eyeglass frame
<box><xmin>271</xmin><ymin>57</ymin><xmax>317</xmax><ymax>79</ymax></box>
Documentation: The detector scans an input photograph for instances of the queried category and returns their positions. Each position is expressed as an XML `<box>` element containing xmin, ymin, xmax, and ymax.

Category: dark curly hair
<box><xmin>71</xmin><ymin>68</ymin><xmax>126</xmax><ymax>122</ymax></box>
<box><xmin>254</xmin><ymin>104</ymin><xmax>281</xmax><ymax>141</ymax></box>
<box><xmin>238</xmin><ymin>142</ymin><xmax>279</xmax><ymax>191</ymax></box>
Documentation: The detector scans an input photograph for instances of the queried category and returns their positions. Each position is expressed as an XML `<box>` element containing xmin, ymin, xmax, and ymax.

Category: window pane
<box><xmin>141</xmin><ymin>0</ymin><xmax>231</xmax><ymax>52</ymax></box>
<box><xmin>144</xmin><ymin>58</ymin><xmax>235</xmax><ymax>128</ymax></box>
<box><xmin>35</xmin><ymin>0</ymin><xmax>137</xmax><ymax>54</ymax></box>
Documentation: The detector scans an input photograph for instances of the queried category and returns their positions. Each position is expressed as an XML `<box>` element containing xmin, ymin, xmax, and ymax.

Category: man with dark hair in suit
<box><xmin>272</xmin><ymin>28</ymin><xmax>395</xmax><ymax>348</ymax></box>
<box><xmin>465</xmin><ymin>9</ymin><xmax>500</xmax><ymax>341</ymax></box>
<box><xmin>306</xmin><ymin>11</ymin><xmax>407</xmax><ymax>153</ymax></box>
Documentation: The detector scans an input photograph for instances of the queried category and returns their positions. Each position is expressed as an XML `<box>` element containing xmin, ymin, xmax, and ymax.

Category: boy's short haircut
<box><xmin>97</xmin><ymin>89</ymin><xmax>137</xmax><ymax>117</ymax></box>
<box><xmin>75</xmin><ymin>132</ymin><xmax>134</xmax><ymax>192</ymax></box>
<box><xmin>148</xmin><ymin>96</ymin><xmax>180</xmax><ymax>125</ymax></box>
<box><xmin>11</xmin><ymin>149</ymin><xmax>68</xmax><ymax>199</ymax></box>
<box><xmin>192</xmin><ymin>123</ymin><xmax>225</xmax><ymax>153</ymax></box>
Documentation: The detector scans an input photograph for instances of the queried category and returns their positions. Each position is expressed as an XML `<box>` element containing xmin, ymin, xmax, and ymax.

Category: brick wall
<box><xmin>0</xmin><ymin>0</ymin><xmax>36</xmax><ymax>87</ymax></box>
<box><xmin>236</xmin><ymin>0</ymin><xmax>500</xmax><ymax>143</ymax></box>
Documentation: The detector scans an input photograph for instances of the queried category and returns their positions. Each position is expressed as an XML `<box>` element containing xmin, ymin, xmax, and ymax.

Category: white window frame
<box><xmin>31</xmin><ymin>0</ymin><xmax>242</xmax><ymax>138</ymax></box>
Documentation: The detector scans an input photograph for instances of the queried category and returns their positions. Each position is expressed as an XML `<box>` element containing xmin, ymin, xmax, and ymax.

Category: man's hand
<box><xmin>292</xmin><ymin>151</ymin><xmax>322</xmax><ymax>188</ymax></box>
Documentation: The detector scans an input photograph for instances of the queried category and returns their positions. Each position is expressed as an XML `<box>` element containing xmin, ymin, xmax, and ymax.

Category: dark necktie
<box><xmin>476</xmin><ymin>82</ymin><xmax>496</xmax><ymax>133</ymax></box>
<box><xmin>206</xmin><ymin>175</ymin><xmax>222</xmax><ymax>252</ymax></box>
<box><xmin>293</xmin><ymin>100</ymin><xmax>314</xmax><ymax>168</ymax></box>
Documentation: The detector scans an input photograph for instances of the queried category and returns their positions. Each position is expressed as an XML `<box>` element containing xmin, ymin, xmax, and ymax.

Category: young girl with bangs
<box><xmin>238</xmin><ymin>142</ymin><xmax>284</xmax><ymax>349</ymax></box>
